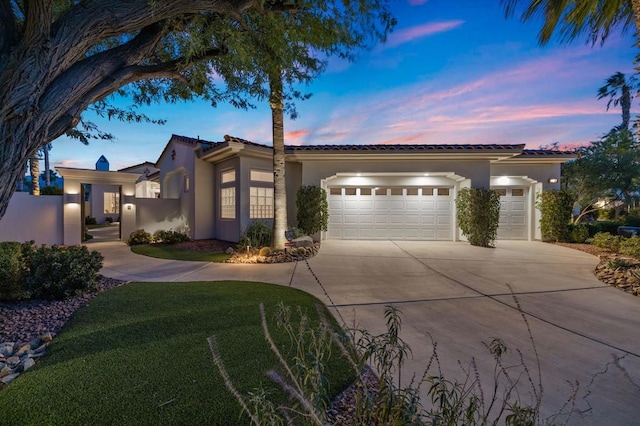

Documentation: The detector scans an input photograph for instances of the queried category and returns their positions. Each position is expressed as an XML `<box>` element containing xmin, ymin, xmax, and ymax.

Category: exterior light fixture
<box><xmin>548</xmin><ymin>178</ymin><xmax>559</xmax><ymax>184</ymax></box>
<box><xmin>424</xmin><ymin>173</ymin><xmax>430</xmax><ymax>176</ymax></box>
<box><xmin>123</xmin><ymin>195</ymin><xmax>135</xmax><ymax>204</ymax></box>
<box><xmin>64</xmin><ymin>193</ymin><xmax>81</xmax><ymax>204</ymax></box>
<box><xmin>356</xmin><ymin>173</ymin><xmax>362</xmax><ymax>177</ymax></box>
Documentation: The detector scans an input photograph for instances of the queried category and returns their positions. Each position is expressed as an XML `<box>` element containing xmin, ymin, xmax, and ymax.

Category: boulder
<box><xmin>292</xmin><ymin>236</ymin><xmax>314</xmax><ymax>248</ymax></box>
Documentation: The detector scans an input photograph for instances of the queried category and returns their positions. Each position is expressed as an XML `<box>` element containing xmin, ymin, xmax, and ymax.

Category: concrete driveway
<box><xmin>94</xmin><ymin>239</ymin><xmax>640</xmax><ymax>424</ymax></box>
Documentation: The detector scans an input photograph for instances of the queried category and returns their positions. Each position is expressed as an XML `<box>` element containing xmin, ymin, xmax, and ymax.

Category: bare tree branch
<box><xmin>24</xmin><ymin>0</ymin><xmax>53</xmax><ymax>44</ymax></box>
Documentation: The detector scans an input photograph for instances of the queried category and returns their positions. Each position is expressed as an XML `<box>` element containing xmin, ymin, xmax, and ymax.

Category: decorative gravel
<box><xmin>0</xmin><ymin>277</ymin><xmax>127</xmax><ymax>346</ymax></box>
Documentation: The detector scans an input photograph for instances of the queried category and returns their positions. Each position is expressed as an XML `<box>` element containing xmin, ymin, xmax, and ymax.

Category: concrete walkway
<box><xmin>91</xmin><ymin>238</ymin><xmax>640</xmax><ymax>424</ymax></box>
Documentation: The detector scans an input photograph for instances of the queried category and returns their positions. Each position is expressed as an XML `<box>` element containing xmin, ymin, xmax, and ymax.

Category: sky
<box><xmin>50</xmin><ymin>0</ymin><xmax>637</xmax><ymax>172</ymax></box>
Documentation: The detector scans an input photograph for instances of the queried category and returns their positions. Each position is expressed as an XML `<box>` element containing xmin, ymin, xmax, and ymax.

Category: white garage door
<box><xmin>327</xmin><ymin>187</ymin><xmax>453</xmax><ymax>240</ymax></box>
<box><xmin>496</xmin><ymin>187</ymin><xmax>527</xmax><ymax>240</ymax></box>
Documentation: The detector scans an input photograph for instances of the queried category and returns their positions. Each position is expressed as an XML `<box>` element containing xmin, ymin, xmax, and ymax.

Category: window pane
<box><xmin>221</xmin><ymin>187</ymin><xmax>236</xmax><ymax>219</ymax></box>
<box><xmin>495</xmin><ymin>188</ymin><xmax>507</xmax><ymax>196</ymax></box>
<box><xmin>345</xmin><ymin>188</ymin><xmax>357</xmax><ymax>196</ymax></box>
<box><xmin>512</xmin><ymin>188</ymin><xmax>524</xmax><ymax>197</ymax></box>
<box><xmin>406</xmin><ymin>188</ymin><xmax>419</xmax><ymax>196</ymax></box>
<box><xmin>390</xmin><ymin>188</ymin><xmax>403</xmax><ymax>196</ymax></box>
<box><xmin>329</xmin><ymin>188</ymin><xmax>341</xmax><ymax>195</ymax></box>
<box><xmin>250</xmin><ymin>186</ymin><xmax>274</xmax><ymax>218</ymax></box>
<box><xmin>250</xmin><ymin>170</ymin><xmax>274</xmax><ymax>182</ymax></box>
<box><xmin>422</xmin><ymin>187</ymin><xmax>433</xmax><ymax>196</ymax></box>
<box><xmin>104</xmin><ymin>192</ymin><xmax>119</xmax><ymax>214</ymax></box>
<box><xmin>375</xmin><ymin>187</ymin><xmax>388</xmax><ymax>196</ymax></box>
<box><xmin>360</xmin><ymin>188</ymin><xmax>372</xmax><ymax>196</ymax></box>
<box><xmin>437</xmin><ymin>188</ymin><xmax>450</xmax><ymax>196</ymax></box>
<box><xmin>221</xmin><ymin>170</ymin><xmax>236</xmax><ymax>183</ymax></box>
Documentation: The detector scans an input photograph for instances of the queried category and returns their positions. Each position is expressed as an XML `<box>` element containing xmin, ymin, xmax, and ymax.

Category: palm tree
<box><xmin>29</xmin><ymin>152</ymin><xmax>40</xmax><ymax>196</ymax></box>
<box><xmin>270</xmin><ymin>71</ymin><xmax>288</xmax><ymax>251</ymax></box>
<box><xmin>597</xmin><ymin>71</ymin><xmax>636</xmax><ymax>130</ymax></box>
<box><xmin>502</xmin><ymin>0</ymin><xmax>637</xmax><ymax>46</ymax></box>
<box><xmin>42</xmin><ymin>143</ymin><xmax>52</xmax><ymax>187</ymax></box>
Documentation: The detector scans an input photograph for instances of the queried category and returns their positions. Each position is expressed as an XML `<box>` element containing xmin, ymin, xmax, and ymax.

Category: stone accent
<box><xmin>226</xmin><ymin>243</ymin><xmax>320</xmax><ymax>264</ymax></box>
<box><xmin>594</xmin><ymin>255</ymin><xmax>640</xmax><ymax>297</ymax></box>
<box><xmin>0</xmin><ymin>334</ymin><xmax>53</xmax><ymax>388</ymax></box>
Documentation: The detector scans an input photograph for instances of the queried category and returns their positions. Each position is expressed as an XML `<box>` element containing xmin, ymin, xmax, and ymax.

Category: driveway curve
<box><xmin>94</xmin><ymin>238</ymin><xmax>640</xmax><ymax>424</ymax></box>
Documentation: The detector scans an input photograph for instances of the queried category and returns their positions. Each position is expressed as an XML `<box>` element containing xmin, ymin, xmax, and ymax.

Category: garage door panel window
<box><xmin>437</xmin><ymin>188</ymin><xmax>450</xmax><ymax>196</ymax></box>
<box><xmin>360</xmin><ymin>188</ymin><xmax>372</xmax><ymax>196</ymax></box>
<box><xmin>375</xmin><ymin>187</ymin><xmax>388</xmax><ymax>196</ymax></box>
<box><xmin>511</xmin><ymin>188</ymin><xmax>524</xmax><ymax>197</ymax></box>
<box><xmin>422</xmin><ymin>187</ymin><xmax>434</xmax><ymax>196</ymax></box>
<box><xmin>496</xmin><ymin>186</ymin><xmax>527</xmax><ymax>240</ymax></box>
<box><xmin>345</xmin><ymin>187</ymin><xmax>357</xmax><ymax>196</ymax></box>
<box><xmin>390</xmin><ymin>188</ymin><xmax>403</xmax><ymax>196</ymax></box>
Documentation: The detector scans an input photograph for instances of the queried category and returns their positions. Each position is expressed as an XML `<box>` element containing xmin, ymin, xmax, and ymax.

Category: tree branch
<box><xmin>0</xmin><ymin>0</ymin><xmax>19</xmax><ymax>56</ymax></box>
<box><xmin>24</xmin><ymin>0</ymin><xmax>53</xmax><ymax>44</ymax></box>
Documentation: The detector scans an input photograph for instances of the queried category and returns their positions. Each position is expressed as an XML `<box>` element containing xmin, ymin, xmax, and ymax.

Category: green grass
<box><xmin>0</xmin><ymin>281</ymin><xmax>354</xmax><ymax>425</ymax></box>
<box><xmin>131</xmin><ymin>244</ymin><xmax>231</xmax><ymax>262</ymax></box>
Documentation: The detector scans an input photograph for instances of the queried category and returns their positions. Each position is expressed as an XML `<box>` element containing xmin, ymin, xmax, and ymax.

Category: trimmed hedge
<box><xmin>537</xmin><ymin>190</ymin><xmax>573</xmax><ymax>242</ymax></box>
<box><xmin>296</xmin><ymin>185</ymin><xmax>328</xmax><ymax>236</ymax></box>
<box><xmin>152</xmin><ymin>230</ymin><xmax>191</xmax><ymax>244</ymax></box>
<box><xmin>455</xmin><ymin>188</ymin><xmax>501</xmax><ymax>247</ymax></box>
<box><xmin>0</xmin><ymin>242</ymin><xmax>104</xmax><ymax>302</ymax></box>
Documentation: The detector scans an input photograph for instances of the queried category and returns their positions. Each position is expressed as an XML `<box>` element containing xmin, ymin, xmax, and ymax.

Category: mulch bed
<box><xmin>550</xmin><ymin>242</ymin><xmax>606</xmax><ymax>257</ymax></box>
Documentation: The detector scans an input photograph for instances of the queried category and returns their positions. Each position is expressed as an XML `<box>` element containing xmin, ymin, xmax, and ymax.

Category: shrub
<box><xmin>104</xmin><ymin>216</ymin><xmax>114</xmax><ymax>224</ymax></box>
<box><xmin>296</xmin><ymin>185</ymin><xmax>328</xmax><ymax>236</ymax></box>
<box><xmin>258</xmin><ymin>247</ymin><xmax>272</xmax><ymax>257</ymax></box>
<box><xmin>608</xmin><ymin>258</ymin><xmax>635</xmax><ymax>269</ymax></box>
<box><xmin>599</xmin><ymin>209</ymin><xmax>615</xmax><ymax>220</ymax></box>
<box><xmin>40</xmin><ymin>186</ymin><xmax>63</xmax><ymax>195</ymax></box>
<box><xmin>0</xmin><ymin>242</ymin><xmax>26</xmax><ymax>301</ymax></box>
<box><xmin>620</xmin><ymin>236</ymin><xmax>640</xmax><ymax>259</ymax></box>
<box><xmin>23</xmin><ymin>245</ymin><xmax>103</xmax><ymax>300</ymax></box>
<box><xmin>85</xmin><ymin>216</ymin><xmax>97</xmax><ymax>225</ymax></box>
<box><xmin>127</xmin><ymin>229</ymin><xmax>153</xmax><ymax>246</ymax></box>
<box><xmin>455</xmin><ymin>188</ymin><xmax>501</xmax><ymax>247</ymax></box>
<box><xmin>537</xmin><ymin>190</ymin><xmax>573</xmax><ymax>242</ymax></box>
<box><xmin>585</xmin><ymin>220</ymin><xmax>623</xmax><ymax>236</ymax></box>
<box><xmin>569</xmin><ymin>224</ymin><xmax>590</xmax><ymax>243</ymax></box>
<box><xmin>587</xmin><ymin>232</ymin><xmax>621</xmax><ymax>252</ymax></box>
<box><xmin>152</xmin><ymin>230</ymin><xmax>191</xmax><ymax>244</ymax></box>
<box><xmin>623</xmin><ymin>214</ymin><xmax>640</xmax><ymax>227</ymax></box>
<box><xmin>238</xmin><ymin>221</ymin><xmax>272</xmax><ymax>248</ymax></box>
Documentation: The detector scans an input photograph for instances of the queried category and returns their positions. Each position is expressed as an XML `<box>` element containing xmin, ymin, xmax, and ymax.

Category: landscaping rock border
<box><xmin>225</xmin><ymin>243</ymin><xmax>321</xmax><ymax>264</ymax></box>
<box><xmin>594</xmin><ymin>255</ymin><xmax>640</xmax><ymax>297</ymax></box>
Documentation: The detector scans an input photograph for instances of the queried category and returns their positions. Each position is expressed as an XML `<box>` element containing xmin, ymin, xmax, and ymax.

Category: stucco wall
<box><xmin>286</xmin><ymin>162</ymin><xmax>303</xmax><ymax>227</ymax></box>
<box><xmin>193</xmin><ymin>158</ymin><xmax>215</xmax><ymax>240</ymax></box>
<box><xmin>214</xmin><ymin>158</ymin><xmax>240</xmax><ymax>242</ymax></box>
<box><xmin>135</xmin><ymin>198</ymin><xmax>185</xmax><ymax>235</ymax></box>
<box><xmin>0</xmin><ymin>193</ymin><xmax>63</xmax><ymax>244</ymax></box>
<box><xmin>491</xmin><ymin>163</ymin><xmax>562</xmax><ymax>190</ymax></box>
<box><xmin>300</xmin><ymin>159</ymin><xmax>493</xmax><ymax>189</ymax></box>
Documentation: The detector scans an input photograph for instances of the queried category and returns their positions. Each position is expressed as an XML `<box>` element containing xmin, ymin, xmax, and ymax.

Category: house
<box><xmin>154</xmin><ymin>134</ymin><xmax>575</xmax><ymax>242</ymax></box>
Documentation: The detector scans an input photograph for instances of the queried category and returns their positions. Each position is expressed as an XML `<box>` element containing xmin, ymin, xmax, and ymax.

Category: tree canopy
<box><xmin>0</xmin><ymin>0</ymin><xmax>394</xmax><ymax>218</ymax></box>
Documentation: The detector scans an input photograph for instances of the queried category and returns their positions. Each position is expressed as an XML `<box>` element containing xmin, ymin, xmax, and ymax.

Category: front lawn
<box><xmin>0</xmin><ymin>281</ymin><xmax>354</xmax><ymax>425</ymax></box>
<box><xmin>131</xmin><ymin>244</ymin><xmax>231</xmax><ymax>262</ymax></box>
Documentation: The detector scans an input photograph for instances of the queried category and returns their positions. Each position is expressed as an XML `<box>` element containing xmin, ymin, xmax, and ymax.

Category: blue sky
<box><xmin>51</xmin><ymin>0</ymin><xmax>636</xmax><ymax>172</ymax></box>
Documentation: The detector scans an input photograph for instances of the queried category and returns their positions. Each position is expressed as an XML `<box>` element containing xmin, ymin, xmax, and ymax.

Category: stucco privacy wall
<box><xmin>0</xmin><ymin>193</ymin><xmax>63</xmax><ymax>244</ymax></box>
<box><xmin>193</xmin><ymin>157</ymin><xmax>215</xmax><ymax>240</ymax></box>
<box><xmin>135</xmin><ymin>198</ymin><xmax>184</xmax><ymax>235</ymax></box>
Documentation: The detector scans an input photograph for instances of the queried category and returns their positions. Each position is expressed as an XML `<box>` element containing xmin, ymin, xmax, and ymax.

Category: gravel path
<box><xmin>0</xmin><ymin>277</ymin><xmax>127</xmax><ymax>345</ymax></box>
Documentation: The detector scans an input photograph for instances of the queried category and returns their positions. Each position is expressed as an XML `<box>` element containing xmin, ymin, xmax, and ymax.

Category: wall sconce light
<box><xmin>548</xmin><ymin>178</ymin><xmax>559</xmax><ymax>184</ymax></box>
<box><xmin>64</xmin><ymin>193</ymin><xmax>81</xmax><ymax>204</ymax></box>
<box><xmin>123</xmin><ymin>195</ymin><xmax>135</xmax><ymax>204</ymax></box>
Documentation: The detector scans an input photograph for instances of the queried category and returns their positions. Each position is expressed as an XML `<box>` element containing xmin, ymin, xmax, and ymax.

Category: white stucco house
<box><xmin>154</xmin><ymin>134</ymin><xmax>575</xmax><ymax>243</ymax></box>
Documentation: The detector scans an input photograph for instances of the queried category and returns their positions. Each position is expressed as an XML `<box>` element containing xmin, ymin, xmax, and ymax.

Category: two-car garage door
<box><xmin>327</xmin><ymin>187</ymin><xmax>453</xmax><ymax>240</ymax></box>
<box><xmin>327</xmin><ymin>185</ymin><xmax>529</xmax><ymax>241</ymax></box>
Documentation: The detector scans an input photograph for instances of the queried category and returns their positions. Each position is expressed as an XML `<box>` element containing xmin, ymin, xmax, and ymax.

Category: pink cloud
<box><xmin>286</xmin><ymin>129</ymin><xmax>310</xmax><ymax>139</ymax></box>
<box><xmin>385</xmin><ymin>21</ymin><xmax>464</xmax><ymax>48</ymax></box>
<box><xmin>379</xmin><ymin>134</ymin><xmax>425</xmax><ymax>144</ymax></box>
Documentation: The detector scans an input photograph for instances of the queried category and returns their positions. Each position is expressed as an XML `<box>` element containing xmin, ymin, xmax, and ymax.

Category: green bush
<box><xmin>568</xmin><ymin>224</ymin><xmax>590</xmax><ymax>243</ymax></box>
<box><xmin>296</xmin><ymin>186</ymin><xmax>328</xmax><ymax>236</ymax></box>
<box><xmin>587</xmin><ymin>232</ymin><xmax>621</xmax><ymax>252</ymax></box>
<box><xmin>152</xmin><ymin>230</ymin><xmax>191</xmax><ymax>244</ymax></box>
<box><xmin>0</xmin><ymin>242</ymin><xmax>26</xmax><ymax>301</ymax></box>
<box><xmin>127</xmin><ymin>229</ymin><xmax>153</xmax><ymax>246</ymax></box>
<box><xmin>455</xmin><ymin>188</ymin><xmax>501</xmax><ymax>247</ymax></box>
<box><xmin>104</xmin><ymin>216</ymin><xmax>114</xmax><ymax>224</ymax></box>
<box><xmin>239</xmin><ymin>221</ymin><xmax>273</xmax><ymax>248</ymax></box>
<box><xmin>620</xmin><ymin>236</ymin><xmax>640</xmax><ymax>259</ymax></box>
<box><xmin>598</xmin><ymin>209</ymin><xmax>615</xmax><ymax>220</ymax></box>
<box><xmin>40</xmin><ymin>186</ymin><xmax>63</xmax><ymax>195</ymax></box>
<box><xmin>85</xmin><ymin>216</ymin><xmax>97</xmax><ymax>225</ymax></box>
<box><xmin>23</xmin><ymin>245</ymin><xmax>103</xmax><ymax>300</ymax></box>
<box><xmin>585</xmin><ymin>220</ymin><xmax>622</xmax><ymax>236</ymax></box>
<box><xmin>537</xmin><ymin>190</ymin><xmax>573</xmax><ymax>242</ymax></box>
<box><xmin>623</xmin><ymin>214</ymin><xmax>640</xmax><ymax>227</ymax></box>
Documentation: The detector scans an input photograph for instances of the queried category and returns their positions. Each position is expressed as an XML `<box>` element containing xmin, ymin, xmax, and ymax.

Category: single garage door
<box><xmin>327</xmin><ymin>186</ymin><xmax>453</xmax><ymax>240</ymax></box>
<box><xmin>496</xmin><ymin>187</ymin><xmax>527</xmax><ymax>240</ymax></box>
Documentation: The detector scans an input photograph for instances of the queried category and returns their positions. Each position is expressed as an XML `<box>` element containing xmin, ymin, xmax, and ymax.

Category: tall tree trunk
<box><xmin>44</xmin><ymin>145</ymin><xmax>51</xmax><ymax>187</ymax></box>
<box><xmin>29</xmin><ymin>153</ymin><xmax>40</xmax><ymax>196</ymax></box>
<box><xmin>270</xmin><ymin>73</ymin><xmax>287</xmax><ymax>251</ymax></box>
<box><xmin>622</xmin><ymin>83</ymin><xmax>631</xmax><ymax>130</ymax></box>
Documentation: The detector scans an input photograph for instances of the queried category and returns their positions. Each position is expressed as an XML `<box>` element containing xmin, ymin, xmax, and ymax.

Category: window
<box><xmin>375</xmin><ymin>187</ymin><xmax>388</xmax><ymax>196</ymax></box>
<box><xmin>437</xmin><ymin>188</ymin><xmax>450</xmax><ymax>196</ymax></box>
<box><xmin>221</xmin><ymin>170</ymin><xmax>236</xmax><ymax>184</ymax></box>
<box><xmin>422</xmin><ymin>187</ymin><xmax>434</xmax><ymax>196</ymax></box>
<box><xmin>329</xmin><ymin>188</ymin><xmax>341</xmax><ymax>195</ymax></box>
<box><xmin>250</xmin><ymin>187</ymin><xmax>274</xmax><ymax>218</ymax></box>
<box><xmin>360</xmin><ymin>188</ymin><xmax>372</xmax><ymax>196</ymax></box>
<box><xmin>407</xmin><ymin>188</ymin><xmax>419</xmax><ymax>196</ymax></box>
<box><xmin>390</xmin><ymin>188</ymin><xmax>403</xmax><ymax>196</ymax></box>
<box><xmin>184</xmin><ymin>175</ymin><xmax>190</xmax><ymax>193</ymax></box>
<box><xmin>104</xmin><ymin>192</ymin><xmax>119</xmax><ymax>214</ymax></box>
<box><xmin>495</xmin><ymin>188</ymin><xmax>507</xmax><ymax>196</ymax></box>
<box><xmin>250</xmin><ymin>170</ymin><xmax>274</xmax><ymax>183</ymax></box>
<box><xmin>221</xmin><ymin>187</ymin><xmax>236</xmax><ymax>219</ymax></box>
<box><xmin>345</xmin><ymin>187</ymin><xmax>357</xmax><ymax>196</ymax></box>
<box><xmin>512</xmin><ymin>188</ymin><xmax>525</xmax><ymax>197</ymax></box>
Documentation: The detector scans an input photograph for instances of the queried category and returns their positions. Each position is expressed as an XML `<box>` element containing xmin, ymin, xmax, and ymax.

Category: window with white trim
<box><xmin>220</xmin><ymin>169</ymin><xmax>236</xmax><ymax>219</ymax></box>
<box><xmin>104</xmin><ymin>192</ymin><xmax>119</xmax><ymax>214</ymax></box>
<box><xmin>250</xmin><ymin>170</ymin><xmax>273</xmax><ymax>183</ymax></box>
<box><xmin>250</xmin><ymin>187</ymin><xmax>274</xmax><ymax>218</ymax></box>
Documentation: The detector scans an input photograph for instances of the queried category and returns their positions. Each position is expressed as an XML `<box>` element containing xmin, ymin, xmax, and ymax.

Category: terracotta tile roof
<box><xmin>286</xmin><ymin>143</ymin><xmax>526</xmax><ymax>151</ymax></box>
<box><xmin>170</xmin><ymin>134</ymin><xmax>216</xmax><ymax>146</ymax></box>
<box><xmin>519</xmin><ymin>149</ymin><xmax>576</xmax><ymax>156</ymax></box>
